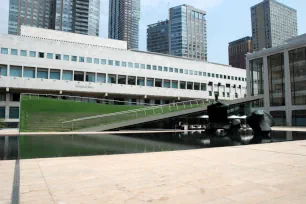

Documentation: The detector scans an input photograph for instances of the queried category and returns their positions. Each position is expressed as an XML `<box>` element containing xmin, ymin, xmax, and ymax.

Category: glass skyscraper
<box><xmin>147</xmin><ymin>20</ymin><xmax>169</xmax><ymax>54</ymax></box>
<box><xmin>169</xmin><ymin>4</ymin><xmax>207</xmax><ymax>61</ymax></box>
<box><xmin>251</xmin><ymin>0</ymin><xmax>298</xmax><ymax>51</ymax></box>
<box><xmin>8</xmin><ymin>0</ymin><xmax>100</xmax><ymax>36</ymax></box>
<box><xmin>108</xmin><ymin>0</ymin><xmax>140</xmax><ymax>50</ymax></box>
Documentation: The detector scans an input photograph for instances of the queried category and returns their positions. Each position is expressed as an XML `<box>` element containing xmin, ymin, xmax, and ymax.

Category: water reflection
<box><xmin>0</xmin><ymin>130</ymin><xmax>305</xmax><ymax>160</ymax></box>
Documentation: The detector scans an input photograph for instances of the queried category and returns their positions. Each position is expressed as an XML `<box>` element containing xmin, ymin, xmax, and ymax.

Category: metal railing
<box><xmin>62</xmin><ymin>98</ymin><xmax>212</xmax><ymax>131</ymax></box>
<box><xmin>21</xmin><ymin>93</ymin><xmax>154</xmax><ymax>106</ymax></box>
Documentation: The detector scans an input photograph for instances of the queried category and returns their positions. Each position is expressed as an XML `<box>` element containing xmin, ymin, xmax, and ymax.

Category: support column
<box><xmin>284</xmin><ymin>50</ymin><xmax>292</xmax><ymax>126</ymax></box>
<box><xmin>246</xmin><ymin>56</ymin><xmax>251</xmax><ymax>97</ymax></box>
<box><xmin>4</xmin><ymin>136</ymin><xmax>9</xmax><ymax>160</ymax></box>
<box><xmin>263</xmin><ymin>56</ymin><xmax>270</xmax><ymax>112</ymax></box>
<box><xmin>5</xmin><ymin>91</ymin><xmax>10</xmax><ymax>120</ymax></box>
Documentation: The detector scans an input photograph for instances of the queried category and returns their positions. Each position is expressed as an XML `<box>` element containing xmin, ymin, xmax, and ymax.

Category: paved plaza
<box><xmin>1</xmin><ymin>140</ymin><xmax>306</xmax><ymax>204</ymax></box>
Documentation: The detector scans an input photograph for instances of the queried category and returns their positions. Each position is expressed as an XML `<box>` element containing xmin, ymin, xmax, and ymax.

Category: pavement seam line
<box><xmin>37</xmin><ymin>160</ymin><xmax>56</xmax><ymax>204</ymax></box>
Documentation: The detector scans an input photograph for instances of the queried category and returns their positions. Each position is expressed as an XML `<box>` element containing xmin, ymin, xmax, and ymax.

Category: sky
<box><xmin>0</xmin><ymin>0</ymin><xmax>305</xmax><ymax>65</ymax></box>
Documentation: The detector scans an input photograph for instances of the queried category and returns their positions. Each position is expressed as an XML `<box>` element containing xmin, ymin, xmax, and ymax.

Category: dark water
<box><xmin>1</xmin><ymin>130</ymin><xmax>306</xmax><ymax>160</ymax></box>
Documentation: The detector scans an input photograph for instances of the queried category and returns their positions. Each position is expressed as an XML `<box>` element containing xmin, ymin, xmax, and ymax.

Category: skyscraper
<box><xmin>251</xmin><ymin>0</ymin><xmax>298</xmax><ymax>51</ymax></box>
<box><xmin>8</xmin><ymin>0</ymin><xmax>53</xmax><ymax>35</ymax></box>
<box><xmin>108</xmin><ymin>0</ymin><xmax>140</xmax><ymax>50</ymax></box>
<box><xmin>147</xmin><ymin>20</ymin><xmax>169</xmax><ymax>54</ymax></box>
<box><xmin>228</xmin><ymin>37</ymin><xmax>252</xmax><ymax>69</ymax></box>
<box><xmin>8</xmin><ymin>0</ymin><xmax>100</xmax><ymax>36</ymax></box>
<box><xmin>169</xmin><ymin>4</ymin><xmax>207</xmax><ymax>61</ymax></box>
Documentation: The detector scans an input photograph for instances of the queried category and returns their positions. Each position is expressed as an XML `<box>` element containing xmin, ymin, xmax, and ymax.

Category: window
<box><xmin>179</xmin><ymin>69</ymin><xmax>183</xmax><ymax>74</ymax></box>
<box><xmin>0</xmin><ymin>107</ymin><xmax>4</xmax><ymax>118</ymax></box>
<box><xmin>23</xmin><ymin>67</ymin><xmax>35</xmax><ymax>78</ymax></box>
<box><xmin>231</xmin><ymin>76</ymin><xmax>234</xmax><ymax>80</ymax></box>
<box><xmin>108</xmin><ymin>74</ymin><xmax>116</xmax><ymax>84</ymax></box>
<box><xmin>1</xmin><ymin>48</ymin><xmax>8</xmax><ymax>54</ymax></box>
<box><xmin>201</xmin><ymin>83</ymin><xmax>207</xmax><ymax>91</ymax></box>
<box><xmin>62</xmin><ymin>70</ymin><xmax>73</xmax><ymax>81</ymax></box>
<box><xmin>20</xmin><ymin>50</ymin><xmax>27</xmax><ymax>56</ymax></box>
<box><xmin>74</xmin><ymin>71</ymin><xmax>84</xmax><ymax>81</ymax></box>
<box><xmin>79</xmin><ymin>57</ymin><xmax>85</xmax><ymax>63</ymax></box>
<box><xmin>228</xmin><ymin>76</ymin><xmax>230</xmax><ymax>80</ymax></box>
<box><xmin>164</xmin><ymin>80</ymin><xmax>170</xmax><ymax>88</ymax></box>
<box><xmin>128</xmin><ymin>62</ymin><xmax>133</xmax><ymax>68</ymax></box>
<box><xmin>235</xmin><ymin>77</ymin><xmax>238</xmax><ymax>80</ymax></box>
<box><xmin>189</xmin><ymin>70</ymin><xmax>193</xmax><ymax>75</ymax></box>
<box><xmin>63</xmin><ymin>55</ymin><xmax>69</xmax><ymax>61</ymax></box>
<box><xmin>50</xmin><ymin>70</ymin><xmax>60</xmax><ymax>80</ymax></box>
<box><xmin>203</xmin><ymin>72</ymin><xmax>207</xmax><ymax>76</ymax></box>
<box><xmin>122</xmin><ymin>61</ymin><xmax>127</xmax><ymax>67</ymax></box>
<box><xmin>86</xmin><ymin>73</ymin><xmax>95</xmax><ymax>82</ymax></box>
<box><xmin>187</xmin><ymin>82</ymin><xmax>193</xmax><ymax>90</ymax></box>
<box><xmin>147</xmin><ymin>78</ymin><xmax>154</xmax><ymax>87</ymax></box>
<box><xmin>47</xmin><ymin>53</ymin><xmax>53</xmax><ymax>59</ymax></box>
<box><xmin>71</xmin><ymin>56</ymin><xmax>77</xmax><ymax>62</ymax></box>
<box><xmin>175</xmin><ymin>68</ymin><xmax>178</xmax><ymax>73</ymax></box>
<box><xmin>208</xmin><ymin>73</ymin><xmax>211</xmax><ymax>77</ymax></box>
<box><xmin>115</xmin><ymin>61</ymin><xmax>120</xmax><ymax>66</ymax></box>
<box><xmin>199</xmin><ymin>72</ymin><xmax>202</xmax><ymax>76</ymax></box>
<box><xmin>209</xmin><ymin>91</ymin><xmax>212</xmax><ymax>96</ymax></box>
<box><xmin>158</xmin><ymin>66</ymin><xmax>162</xmax><ymax>71</ymax></box>
<box><xmin>107</xmin><ymin>60</ymin><xmax>113</xmax><ymax>65</ymax></box>
<box><xmin>37</xmin><ymin>68</ymin><xmax>48</xmax><ymax>79</ymax></box>
<box><xmin>128</xmin><ymin>76</ymin><xmax>136</xmax><ymax>85</ymax></box>
<box><xmin>153</xmin><ymin>66</ymin><xmax>157</xmax><ymax>70</ymax></box>
<box><xmin>137</xmin><ymin>77</ymin><xmax>145</xmax><ymax>86</ymax></box>
<box><xmin>11</xmin><ymin>49</ymin><xmax>18</xmax><ymax>55</ymax></box>
<box><xmin>164</xmin><ymin>67</ymin><xmax>168</xmax><ymax>72</ymax></box>
<box><xmin>238</xmin><ymin>77</ymin><xmax>241</xmax><ymax>81</ymax></box>
<box><xmin>216</xmin><ymin>74</ymin><xmax>219</xmax><ymax>78</ymax></box>
<box><xmin>155</xmin><ymin>79</ymin><xmax>162</xmax><ymax>87</ymax></box>
<box><xmin>30</xmin><ymin>51</ymin><xmax>36</xmax><ymax>57</ymax></box>
<box><xmin>97</xmin><ymin>74</ymin><xmax>106</xmax><ymax>83</ymax></box>
<box><xmin>180</xmin><ymin>81</ymin><xmax>186</xmax><ymax>89</ymax></box>
<box><xmin>118</xmin><ymin>75</ymin><xmax>126</xmax><ymax>84</ymax></box>
<box><xmin>141</xmin><ymin>64</ymin><xmax>145</xmax><ymax>69</ymax></box>
<box><xmin>134</xmin><ymin>63</ymin><xmax>139</xmax><ymax>68</ymax></box>
<box><xmin>39</xmin><ymin>52</ymin><xmax>45</xmax><ymax>58</ymax></box>
<box><xmin>194</xmin><ymin>83</ymin><xmax>200</xmax><ymax>90</ymax></box>
<box><xmin>147</xmin><ymin>65</ymin><xmax>151</xmax><ymax>70</ymax></box>
<box><xmin>172</xmin><ymin>81</ymin><xmax>178</xmax><ymax>89</ymax></box>
<box><xmin>0</xmin><ymin>65</ymin><xmax>7</xmax><ymax>76</ymax></box>
<box><xmin>55</xmin><ymin>54</ymin><xmax>61</xmax><ymax>60</ymax></box>
<box><xmin>212</xmin><ymin>73</ymin><xmax>215</xmax><ymax>77</ymax></box>
<box><xmin>10</xmin><ymin>66</ymin><xmax>22</xmax><ymax>77</ymax></box>
<box><xmin>0</xmin><ymin>93</ymin><xmax>5</xmax><ymax>101</ymax></box>
<box><xmin>94</xmin><ymin>58</ymin><xmax>99</xmax><ymax>64</ymax></box>
<box><xmin>101</xmin><ymin>59</ymin><xmax>106</xmax><ymax>65</ymax></box>
<box><xmin>87</xmin><ymin>57</ymin><xmax>93</xmax><ymax>63</ymax></box>
<box><xmin>169</xmin><ymin>67</ymin><xmax>173</xmax><ymax>72</ymax></box>
<box><xmin>184</xmin><ymin>69</ymin><xmax>188</xmax><ymax>74</ymax></box>
<box><xmin>9</xmin><ymin>107</ymin><xmax>19</xmax><ymax>119</ymax></box>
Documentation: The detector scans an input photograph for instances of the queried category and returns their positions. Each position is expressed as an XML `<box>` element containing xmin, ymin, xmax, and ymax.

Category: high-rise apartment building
<box><xmin>8</xmin><ymin>0</ymin><xmax>100</xmax><ymax>36</ymax></box>
<box><xmin>228</xmin><ymin>37</ymin><xmax>252</xmax><ymax>69</ymax></box>
<box><xmin>108</xmin><ymin>0</ymin><xmax>140</xmax><ymax>49</ymax></box>
<box><xmin>8</xmin><ymin>0</ymin><xmax>53</xmax><ymax>35</ymax></box>
<box><xmin>169</xmin><ymin>4</ymin><xmax>207</xmax><ymax>61</ymax></box>
<box><xmin>251</xmin><ymin>0</ymin><xmax>297</xmax><ymax>51</ymax></box>
<box><xmin>147</xmin><ymin>20</ymin><xmax>169</xmax><ymax>54</ymax></box>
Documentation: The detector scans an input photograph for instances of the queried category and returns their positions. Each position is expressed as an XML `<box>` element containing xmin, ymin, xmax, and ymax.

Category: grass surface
<box><xmin>20</xmin><ymin>95</ymin><xmax>145</xmax><ymax>132</ymax></box>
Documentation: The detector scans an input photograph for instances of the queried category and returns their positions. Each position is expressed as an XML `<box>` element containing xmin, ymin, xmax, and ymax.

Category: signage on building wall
<box><xmin>75</xmin><ymin>84</ymin><xmax>94</xmax><ymax>89</ymax></box>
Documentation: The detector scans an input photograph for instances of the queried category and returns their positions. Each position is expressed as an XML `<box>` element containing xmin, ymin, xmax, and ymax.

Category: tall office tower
<box><xmin>108</xmin><ymin>0</ymin><xmax>141</xmax><ymax>49</ymax></box>
<box><xmin>8</xmin><ymin>0</ymin><xmax>100</xmax><ymax>36</ymax></box>
<box><xmin>228</xmin><ymin>37</ymin><xmax>252</xmax><ymax>69</ymax></box>
<box><xmin>8</xmin><ymin>0</ymin><xmax>53</xmax><ymax>35</ymax></box>
<box><xmin>169</xmin><ymin>4</ymin><xmax>207</xmax><ymax>61</ymax></box>
<box><xmin>251</xmin><ymin>0</ymin><xmax>298</xmax><ymax>51</ymax></box>
<box><xmin>53</xmin><ymin>0</ymin><xmax>100</xmax><ymax>36</ymax></box>
<box><xmin>147</xmin><ymin>20</ymin><xmax>169</xmax><ymax>54</ymax></box>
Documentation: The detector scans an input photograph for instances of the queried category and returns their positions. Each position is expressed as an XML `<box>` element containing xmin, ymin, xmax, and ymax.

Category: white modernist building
<box><xmin>246</xmin><ymin>34</ymin><xmax>306</xmax><ymax>127</ymax></box>
<box><xmin>0</xmin><ymin>26</ymin><xmax>246</xmax><ymax>126</ymax></box>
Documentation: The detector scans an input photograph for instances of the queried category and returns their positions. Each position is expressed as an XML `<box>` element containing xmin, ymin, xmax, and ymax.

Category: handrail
<box><xmin>21</xmin><ymin>93</ymin><xmax>154</xmax><ymax>106</ymax></box>
<box><xmin>62</xmin><ymin>98</ymin><xmax>208</xmax><ymax>125</ymax></box>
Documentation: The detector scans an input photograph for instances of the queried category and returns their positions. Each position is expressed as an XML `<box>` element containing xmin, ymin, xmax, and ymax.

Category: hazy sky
<box><xmin>0</xmin><ymin>0</ymin><xmax>305</xmax><ymax>65</ymax></box>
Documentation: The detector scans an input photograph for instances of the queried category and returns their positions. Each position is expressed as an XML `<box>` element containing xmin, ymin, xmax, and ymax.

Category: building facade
<box><xmin>0</xmin><ymin>26</ymin><xmax>246</xmax><ymax>126</ymax></box>
<box><xmin>246</xmin><ymin>34</ymin><xmax>306</xmax><ymax>127</ymax></box>
<box><xmin>147</xmin><ymin>20</ymin><xmax>169</xmax><ymax>54</ymax></box>
<box><xmin>229</xmin><ymin>37</ymin><xmax>252</xmax><ymax>69</ymax></box>
<box><xmin>251</xmin><ymin>0</ymin><xmax>298</xmax><ymax>51</ymax></box>
<box><xmin>8</xmin><ymin>0</ymin><xmax>53</xmax><ymax>35</ymax></box>
<box><xmin>8</xmin><ymin>0</ymin><xmax>100</xmax><ymax>36</ymax></box>
<box><xmin>108</xmin><ymin>0</ymin><xmax>140</xmax><ymax>49</ymax></box>
<box><xmin>169</xmin><ymin>4</ymin><xmax>207</xmax><ymax>61</ymax></box>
